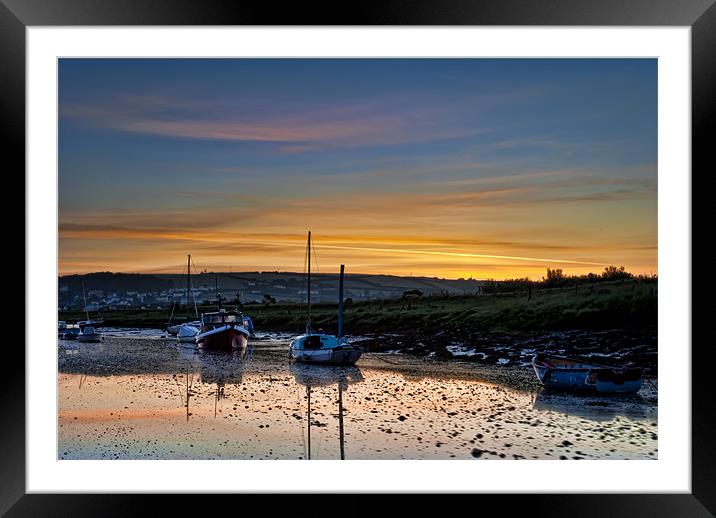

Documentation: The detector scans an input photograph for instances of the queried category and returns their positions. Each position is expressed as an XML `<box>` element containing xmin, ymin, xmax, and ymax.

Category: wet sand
<box><xmin>58</xmin><ymin>334</ymin><xmax>657</xmax><ymax>460</ymax></box>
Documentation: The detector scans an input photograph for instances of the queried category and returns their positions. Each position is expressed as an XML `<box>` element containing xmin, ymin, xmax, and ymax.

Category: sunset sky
<box><xmin>59</xmin><ymin>59</ymin><xmax>657</xmax><ymax>280</ymax></box>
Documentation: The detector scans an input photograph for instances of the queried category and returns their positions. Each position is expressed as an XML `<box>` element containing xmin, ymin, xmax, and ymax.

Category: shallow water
<box><xmin>58</xmin><ymin>335</ymin><xmax>657</xmax><ymax>460</ymax></box>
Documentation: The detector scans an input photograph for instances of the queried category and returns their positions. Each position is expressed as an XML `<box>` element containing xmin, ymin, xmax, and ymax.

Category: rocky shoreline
<box><xmin>352</xmin><ymin>328</ymin><xmax>657</xmax><ymax>372</ymax></box>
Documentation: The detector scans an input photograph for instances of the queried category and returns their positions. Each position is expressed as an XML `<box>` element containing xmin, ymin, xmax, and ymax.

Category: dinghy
<box><xmin>531</xmin><ymin>352</ymin><xmax>643</xmax><ymax>393</ymax></box>
<box><xmin>177</xmin><ymin>323</ymin><xmax>200</xmax><ymax>343</ymax></box>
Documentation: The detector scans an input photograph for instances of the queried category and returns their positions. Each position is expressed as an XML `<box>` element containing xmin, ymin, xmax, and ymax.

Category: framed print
<box><xmin>4</xmin><ymin>0</ymin><xmax>713</xmax><ymax>515</ymax></box>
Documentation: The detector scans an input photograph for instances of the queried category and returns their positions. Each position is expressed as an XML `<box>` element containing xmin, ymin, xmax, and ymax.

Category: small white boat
<box><xmin>177</xmin><ymin>323</ymin><xmax>200</xmax><ymax>343</ymax></box>
<box><xmin>76</xmin><ymin>283</ymin><xmax>102</xmax><ymax>342</ymax></box>
<box><xmin>290</xmin><ymin>333</ymin><xmax>362</xmax><ymax>365</ymax></box>
<box><xmin>289</xmin><ymin>232</ymin><xmax>362</xmax><ymax>366</ymax></box>
<box><xmin>77</xmin><ymin>320</ymin><xmax>102</xmax><ymax>342</ymax></box>
<box><xmin>166</xmin><ymin>254</ymin><xmax>201</xmax><ymax>336</ymax></box>
<box><xmin>169</xmin><ymin>320</ymin><xmax>200</xmax><ymax>337</ymax></box>
<box><xmin>166</xmin><ymin>322</ymin><xmax>181</xmax><ymax>336</ymax></box>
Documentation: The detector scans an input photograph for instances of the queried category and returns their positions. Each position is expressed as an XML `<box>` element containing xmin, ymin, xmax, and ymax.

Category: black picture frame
<box><xmin>3</xmin><ymin>0</ymin><xmax>712</xmax><ymax>515</ymax></box>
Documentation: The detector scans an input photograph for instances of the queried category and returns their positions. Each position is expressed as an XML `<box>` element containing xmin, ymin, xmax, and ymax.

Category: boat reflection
<box><xmin>289</xmin><ymin>363</ymin><xmax>364</xmax><ymax>460</ymax></box>
<box><xmin>532</xmin><ymin>387</ymin><xmax>649</xmax><ymax>422</ymax></box>
<box><xmin>183</xmin><ymin>345</ymin><xmax>252</xmax><ymax>420</ymax></box>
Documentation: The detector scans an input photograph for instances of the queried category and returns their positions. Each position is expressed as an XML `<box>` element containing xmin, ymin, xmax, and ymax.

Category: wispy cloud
<box><xmin>61</xmin><ymin>93</ymin><xmax>488</xmax><ymax>148</ymax></box>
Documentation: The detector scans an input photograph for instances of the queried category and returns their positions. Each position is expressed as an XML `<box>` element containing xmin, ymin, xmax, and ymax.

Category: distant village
<box><xmin>58</xmin><ymin>271</ymin><xmax>485</xmax><ymax>311</ymax></box>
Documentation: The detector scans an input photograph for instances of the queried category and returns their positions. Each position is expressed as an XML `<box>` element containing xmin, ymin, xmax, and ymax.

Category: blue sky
<box><xmin>59</xmin><ymin>59</ymin><xmax>657</xmax><ymax>278</ymax></box>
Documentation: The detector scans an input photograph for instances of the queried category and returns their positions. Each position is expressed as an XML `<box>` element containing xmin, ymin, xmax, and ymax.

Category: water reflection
<box><xmin>532</xmin><ymin>388</ymin><xmax>651</xmax><ymax>423</ymax></box>
<box><xmin>185</xmin><ymin>346</ymin><xmax>252</xmax><ymax>420</ymax></box>
<box><xmin>289</xmin><ymin>363</ymin><xmax>364</xmax><ymax>460</ymax></box>
<box><xmin>58</xmin><ymin>337</ymin><xmax>657</xmax><ymax>460</ymax></box>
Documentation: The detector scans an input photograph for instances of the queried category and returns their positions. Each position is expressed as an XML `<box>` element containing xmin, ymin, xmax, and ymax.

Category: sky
<box><xmin>58</xmin><ymin>58</ymin><xmax>657</xmax><ymax>280</ymax></box>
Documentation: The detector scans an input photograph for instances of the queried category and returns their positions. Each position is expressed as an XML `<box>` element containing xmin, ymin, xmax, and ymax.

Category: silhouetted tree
<box><xmin>601</xmin><ymin>265</ymin><xmax>633</xmax><ymax>281</ymax></box>
<box><xmin>545</xmin><ymin>268</ymin><xmax>565</xmax><ymax>285</ymax></box>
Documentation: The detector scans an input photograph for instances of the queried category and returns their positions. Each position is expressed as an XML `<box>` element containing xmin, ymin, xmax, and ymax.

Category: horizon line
<box><xmin>58</xmin><ymin>266</ymin><xmax>658</xmax><ymax>282</ymax></box>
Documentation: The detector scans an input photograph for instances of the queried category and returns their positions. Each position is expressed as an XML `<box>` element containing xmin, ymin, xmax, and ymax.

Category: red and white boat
<box><xmin>195</xmin><ymin>309</ymin><xmax>254</xmax><ymax>350</ymax></box>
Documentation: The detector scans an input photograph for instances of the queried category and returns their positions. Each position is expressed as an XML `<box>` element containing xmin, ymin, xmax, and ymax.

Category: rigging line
<box><xmin>167</xmin><ymin>301</ymin><xmax>176</xmax><ymax>326</ymax></box>
<box><xmin>312</xmin><ymin>237</ymin><xmax>320</xmax><ymax>274</ymax></box>
<box><xmin>302</xmin><ymin>238</ymin><xmax>309</xmax><ymax>310</ymax></box>
<box><xmin>189</xmin><ymin>256</ymin><xmax>199</xmax><ymax>318</ymax></box>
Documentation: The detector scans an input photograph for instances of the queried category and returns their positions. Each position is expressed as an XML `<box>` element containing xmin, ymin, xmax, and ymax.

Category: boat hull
<box><xmin>177</xmin><ymin>325</ymin><xmax>199</xmax><ymax>343</ymax></box>
<box><xmin>290</xmin><ymin>346</ymin><xmax>362</xmax><ymax>366</ymax></box>
<box><xmin>196</xmin><ymin>326</ymin><xmax>248</xmax><ymax>350</ymax></box>
<box><xmin>167</xmin><ymin>321</ymin><xmax>200</xmax><ymax>336</ymax></box>
<box><xmin>77</xmin><ymin>333</ymin><xmax>102</xmax><ymax>343</ymax></box>
<box><xmin>532</xmin><ymin>357</ymin><xmax>642</xmax><ymax>394</ymax></box>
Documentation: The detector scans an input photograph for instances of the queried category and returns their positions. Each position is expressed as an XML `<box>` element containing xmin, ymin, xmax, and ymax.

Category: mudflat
<box><xmin>58</xmin><ymin>333</ymin><xmax>657</xmax><ymax>460</ymax></box>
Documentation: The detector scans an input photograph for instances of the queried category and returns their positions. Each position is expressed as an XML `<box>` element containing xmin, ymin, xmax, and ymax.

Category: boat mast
<box><xmin>338</xmin><ymin>264</ymin><xmax>345</xmax><ymax>338</ymax></box>
<box><xmin>167</xmin><ymin>301</ymin><xmax>176</xmax><ymax>327</ymax></box>
<box><xmin>82</xmin><ymin>282</ymin><xmax>89</xmax><ymax>321</ymax></box>
<box><xmin>215</xmin><ymin>275</ymin><xmax>222</xmax><ymax>310</ymax></box>
<box><xmin>307</xmin><ymin>230</ymin><xmax>311</xmax><ymax>333</ymax></box>
<box><xmin>186</xmin><ymin>254</ymin><xmax>191</xmax><ymax>321</ymax></box>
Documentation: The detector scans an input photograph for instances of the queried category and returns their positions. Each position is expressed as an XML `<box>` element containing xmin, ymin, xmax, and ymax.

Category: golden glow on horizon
<box><xmin>58</xmin><ymin>180</ymin><xmax>657</xmax><ymax>280</ymax></box>
<box><xmin>58</xmin><ymin>231</ymin><xmax>657</xmax><ymax>280</ymax></box>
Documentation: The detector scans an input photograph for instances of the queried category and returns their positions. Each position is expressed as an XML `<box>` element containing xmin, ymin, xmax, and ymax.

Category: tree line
<box><xmin>482</xmin><ymin>265</ymin><xmax>656</xmax><ymax>294</ymax></box>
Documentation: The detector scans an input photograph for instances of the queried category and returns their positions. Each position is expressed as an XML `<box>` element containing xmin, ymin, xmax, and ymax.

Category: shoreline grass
<box><xmin>59</xmin><ymin>279</ymin><xmax>657</xmax><ymax>337</ymax></box>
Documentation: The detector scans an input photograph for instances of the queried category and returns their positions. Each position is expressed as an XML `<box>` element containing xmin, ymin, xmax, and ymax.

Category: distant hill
<box><xmin>58</xmin><ymin>270</ymin><xmax>485</xmax><ymax>309</ymax></box>
<box><xmin>59</xmin><ymin>272</ymin><xmax>173</xmax><ymax>295</ymax></box>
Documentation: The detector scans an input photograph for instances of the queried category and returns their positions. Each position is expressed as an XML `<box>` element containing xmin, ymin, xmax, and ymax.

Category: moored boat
<box><xmin>166</xmin><ymin>255</ymin><xmax>201</xmax><ymax>337</ymax></box>
<box><xmin>531</xmin><ymin>352</ymin><xmax>643</xmax><ymax>393</ymax></box>
<box><xmin>77</xmin><ymin>320</ymin><xmax>103</xmax><ymax>342</ymax></box>
<box><xmin>289</xmin><ymin>334</ymin><xmax>363</xmax><ymax>365</ymax></box>
<box><xmin>289</xmin><ymin>232</ymin><xmax>362</xmax><ymax>366</ymax></box>
<box><xmin>60</xmin><ymin>323</ymin><xmax>81</xmax><ymax>340</ymax></box>
<box><xmin>76</xmin><ymin>283</ymin><xmax>102</xmax><ymax>342</ymax></box>
<box><xmin>195</xmin><ymin>309</ymin><xmax>253</xmax><ymax>350</ymax></box>
<box><xmin>177</xmin><ymin>323</ymin><xmax>200</xmax><ymax>343</ymax></box>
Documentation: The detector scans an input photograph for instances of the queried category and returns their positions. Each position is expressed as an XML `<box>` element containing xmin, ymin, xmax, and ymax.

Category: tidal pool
<box><xmin>58</xmin><ymin>335</ymin><xmax>657</xmax><ymax>460</ymax></box>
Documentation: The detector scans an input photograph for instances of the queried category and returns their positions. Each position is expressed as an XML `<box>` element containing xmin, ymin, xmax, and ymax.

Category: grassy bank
<box><xmin>60</xmin><ymin>279</ymin><xmax>657</xmax><ymax>336</ymax></box>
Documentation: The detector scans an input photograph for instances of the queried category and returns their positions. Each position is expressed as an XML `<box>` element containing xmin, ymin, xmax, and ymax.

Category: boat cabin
<box><xmin>78</xmin><ymin>320</ymin><xmax>102</xmax><ymax>330</ymax></box>
<box><xmin>201</xmin><ymin>309</ymin><xmax>254</xmax><ymax>333</ymax></box>
<box><xmin>290</xmin><ymin>334</ymin><xmax>340</xmax><ymax>350</ymax></box>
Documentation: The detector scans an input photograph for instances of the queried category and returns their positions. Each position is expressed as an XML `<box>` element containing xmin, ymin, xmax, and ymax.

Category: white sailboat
<box><xmin>77</xmin><ymin>282</ymin><xmax>103</xmax><ymax>343</ymax></box>
<box><xmin>169</xmin><ymin>255</ymin><xmax>201</xmax><ymax>341</ymax></box>
<box><xmin>289</xmin><ymin>231</ymin><xmax>362</xmax><ymax>366</ymax></box>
